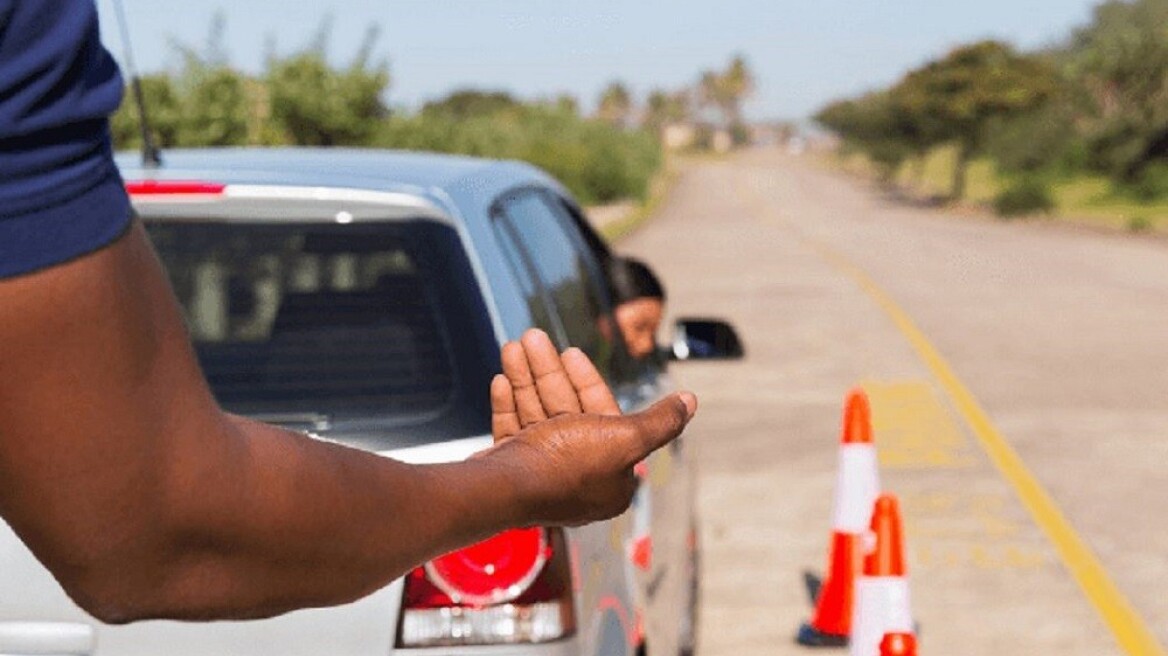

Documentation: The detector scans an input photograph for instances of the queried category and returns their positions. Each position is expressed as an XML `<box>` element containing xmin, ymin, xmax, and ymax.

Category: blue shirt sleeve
<box><xmin>0</xmin><ymin>0</ymin><xmax>132</xmax><ymax>278</ymax></box>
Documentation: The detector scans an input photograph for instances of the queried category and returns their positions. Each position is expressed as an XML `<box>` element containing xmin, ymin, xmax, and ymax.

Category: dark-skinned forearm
<box><xmin>0</xmin><ymin>225</ymin><xmax>527</xmax><ymax>623</ymax></box>
<box><xmin>96</xmin><ymin>415</ymin><xmax>529</xmax><ymax>622</ymax></box>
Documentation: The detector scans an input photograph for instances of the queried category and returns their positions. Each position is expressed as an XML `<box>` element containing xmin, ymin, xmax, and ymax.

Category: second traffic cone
<box><xmin>879</xmin><ymin>633</ymin><xmax>917</xmax><ymax>656</ymax></box>
<box><xmin>849</xmin><ymin>495</ymin><xmax>914</xmax><ymax>656</ymax></box>
<box><xmin>797</xmin><ymin>388</ymin><xmax>881</xmax><ymax>647</ymax></box>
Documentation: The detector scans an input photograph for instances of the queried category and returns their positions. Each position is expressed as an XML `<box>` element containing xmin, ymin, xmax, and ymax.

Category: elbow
<box><xmin>57</xmin><ymin>554</ymin><xmax>231</xmax><ymax>624</ymax></box>
<box><xmin>68</xmin><ymin>588</ymin><xmax>144</xmax><ymax>626</ymax></box>
<box><xmin>1</xmin><ymin>510</ymin><xmax>176</xmax><ymax>623</ymax></box>
<box><xmin>50</xmin><ymin>550</ymin><xmax>173</xmax><ymax>624</ymax></box>
<box><xmin>49</xmin><ymin>534</ymin><xmax>289</xmax><ymax>624</ymax></box>
<box><xmin>28</xmin><ymin>518</ymin><xmax>198</xmax><ymax>624</ymax></box>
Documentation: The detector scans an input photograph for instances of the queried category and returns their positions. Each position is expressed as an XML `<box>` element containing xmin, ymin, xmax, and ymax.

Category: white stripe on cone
<box><xmin>832</xmin><ymin>444</ymin><xmax>881</xmax><ymax>533</ymax></box>
<box><xmin>849</xmin><ymin>577</ymin><xmax>914</xmax><ymax>656</ymax></box>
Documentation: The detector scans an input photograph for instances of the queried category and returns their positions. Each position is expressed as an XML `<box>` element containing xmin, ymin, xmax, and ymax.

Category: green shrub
<box><xmin>1127</xmin><ymin>215</ymin><xmax>1154</xmax><ymax>232</ymax></box>
<box><xmin>376</xmin><ymin>106</ymin><xmax>661</xmax><ymax>204</ymax></box>
<box><xmin>984</xmin><ymin>105</ymin><xmax>1077</xmax><ymax>175</ymax></box>
<box><xmin>1126</xmin><ymin>163</ymin><xmax>1168</xmax><ymax>202</ymax></box>
<box><xmin>993</xmin><ymin>177</ymin><xmax>1055</xmax><ymax>218</ymax></box>
<box><xmin>730</xmin><ymin>121</ymin><xmax>752</xmax><ymax>146</ymax></box>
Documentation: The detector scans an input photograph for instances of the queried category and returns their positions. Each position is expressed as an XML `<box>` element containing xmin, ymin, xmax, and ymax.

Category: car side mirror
<box><xmin>668</xmin><ymin>317</ymin><xmax>744</xmax><ymax>361</ymax></box>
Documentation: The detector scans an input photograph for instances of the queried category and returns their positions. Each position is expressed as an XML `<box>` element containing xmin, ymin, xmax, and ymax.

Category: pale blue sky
<box><xmin>96</xmin><ymin>0</ymin><xmax>1102</xmax><ymax>121</ymax></box>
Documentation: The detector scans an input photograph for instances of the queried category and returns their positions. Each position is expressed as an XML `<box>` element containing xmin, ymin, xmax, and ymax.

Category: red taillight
<box><xmin>125</xmin><ymin>180</ymin><xmax>225</xmax><ymax>196</ymax></box>
<box><xmin>424</xmin><ymin>527</ymin><xmax>548</xmax><ymax>607</ymax></box>
<box><xmin>398</xmin><ymin>528</ymin><xmax>576</xmax><ymax>647</ymax></box>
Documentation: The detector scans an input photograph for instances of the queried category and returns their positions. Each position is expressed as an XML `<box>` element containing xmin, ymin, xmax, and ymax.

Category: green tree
<box><xmin>1063</xmin><ymin>0</ymin><xmax>1168</xmax><ymax>181</ymax></box>
<box><xmin>167</xmin><ymin>11</ymin><xmax>250</xmax><ymax>147</ymax></box>
<box><xmin>111</xmin><ymin>13</ymin><xmax>247</xmax><ymax>151</ymax></box>
<box><xmin>597</xmin><ymin>81</ymin><xmax>633</xmax><ymax>128</ymax></box>
<box><xmin>376</xmin><ymin>104</ymin><xmax>661</xmax><ymax>204</ymax></box>
<box><xmin>816</xmin><ymin>91</ymin><xmax>934</xmax><ymax>185</ymax></box>
<box><xmin>110</xmin><ymin>74</ymin><xmax>183</xmax><ymax>151</ymax></box>
<box><xmin>642</xmin><ymin>88</ymin><xmax>689</xmax><ymax>133</ymax></box>
<box><xmin>721</xmin><ymin>54</ymin><xmax>755</xmax><ymax>126</ymax></box>
<box><xmin>982</xmin><ymin>98</ymin><xmax>1080</xmax><ymax>175</ymax></box>
<box><xmin>422</xmin><ymin>89</ymin><xmax>520</xmax><ymax>119</ymax></box>
<box><xmin>695</xmin><ymin>55</ymin><xmax>754</xmax><ymax>131</ymax></box>
<box><xmin>265</xmin><ymin>23</ymin><xmax>390</xmax><ymax>146</ymax></box>
<box><xmin>174</xmin><ymin>60</ymin><xmax>250</xmax><ymax>147</ymax></box>
<box><xmin>891</xmin><ymin>40</ymin><xmax>1059</xmax><ymax>200</ymax></box>
<box><xmin>551</xmin><ymin>94</ymin><xmax>580</xmax><ymax>117</ymax></box>
<box><xmin>695</xmin><ymin>70</ymin><xmax>721</xmax><ymax>124</ymax></box>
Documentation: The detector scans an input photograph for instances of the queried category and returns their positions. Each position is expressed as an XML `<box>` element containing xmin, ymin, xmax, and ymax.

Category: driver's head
<box><xmin>607</xmin><ymin>257</ymin><xmax>666</xmax><ymax>360</ymax></box>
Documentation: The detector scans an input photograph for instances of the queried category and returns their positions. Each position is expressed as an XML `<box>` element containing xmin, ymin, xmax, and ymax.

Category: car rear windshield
<box><xmin>145</xmin><ymin>219</ymin><xmax>497</xmax><ymax>448</ymax></box>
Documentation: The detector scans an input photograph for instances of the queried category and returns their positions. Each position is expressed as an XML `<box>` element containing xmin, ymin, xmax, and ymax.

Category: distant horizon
<box><xmin>96</xmin><ymin>0</ymin><xmax>1101</xmax><ymax>122</ymax></box>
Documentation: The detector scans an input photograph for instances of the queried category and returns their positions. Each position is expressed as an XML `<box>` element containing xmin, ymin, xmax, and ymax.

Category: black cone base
<box><xmin>796</xmin><ymin>623</ymin><xmax>848</xmax><ymax>648</ymax></box>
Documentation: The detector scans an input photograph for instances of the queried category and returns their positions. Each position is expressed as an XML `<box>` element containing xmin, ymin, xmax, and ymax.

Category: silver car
<box><xmin>0</xmin><ymin>148</ymin><xmax>739</xmax><ymax>656</ymax></box>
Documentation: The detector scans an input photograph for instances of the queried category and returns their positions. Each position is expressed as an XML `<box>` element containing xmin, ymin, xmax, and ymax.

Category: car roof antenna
<box><xmin>111</xmin><ymin>0</ymin><xmax>163</xmax><ymax>168</ymax></box>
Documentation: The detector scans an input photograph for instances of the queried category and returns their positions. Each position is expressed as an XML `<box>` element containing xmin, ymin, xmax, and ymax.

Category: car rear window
<box><xmin>145</xmin><ymin>219</ymin><xmax>497</xmax><ymax>448</ymax></box>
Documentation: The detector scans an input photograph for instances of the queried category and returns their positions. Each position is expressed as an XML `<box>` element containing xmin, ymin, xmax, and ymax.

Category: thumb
<box><xmin>619</xmin><ymin>392</ymin><xmax>698</xmax><ymax>466</ymax></box>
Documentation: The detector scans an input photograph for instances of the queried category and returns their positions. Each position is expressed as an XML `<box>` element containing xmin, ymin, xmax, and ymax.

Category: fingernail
<box><xmin>678</xmin><ymin>392</ymin><xmax>698</xmax><ymax>420</ymax></box>
<box><xmin>523</xmin><ymin>328</ymin><xmax>549</xmax><ymax>342</ymax></box>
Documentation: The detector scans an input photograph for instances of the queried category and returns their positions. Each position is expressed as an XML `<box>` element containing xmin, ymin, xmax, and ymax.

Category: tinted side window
<box><xmin>491</xmin><ymin>217</ymin><xmax>561</xmax><ymax>340</ymax></box>
<box><xmin>548</xmin><ymin>194</ymin><xmax>656</xmax><ymax>385</ymax></box>
<box><xmin>496</xmin><ymin>190</ymin><xmax>612</xmax><ymax>369</ymax></box>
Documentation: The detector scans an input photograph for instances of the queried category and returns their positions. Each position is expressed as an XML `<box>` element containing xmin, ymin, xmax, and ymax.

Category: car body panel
<box><xmin>0</xmin><ymin>148</ymin><xmax>693</xmax><ymax>656</ymax></box>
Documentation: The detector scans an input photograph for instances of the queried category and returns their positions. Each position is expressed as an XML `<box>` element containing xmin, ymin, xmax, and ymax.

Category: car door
<box><xmin>548</xmin><ymin>194</ymin><xmax>696</xmax><ymax>656</ymax></box>
<box><xmin>490</xmin><ymin>187</ymin><xmax>641</xmax><ymax>656</ymax></box>
<box><xmin>493</xmin><ymin>188</ymin><xmax>692</xmax><ymax>656</ymax></box>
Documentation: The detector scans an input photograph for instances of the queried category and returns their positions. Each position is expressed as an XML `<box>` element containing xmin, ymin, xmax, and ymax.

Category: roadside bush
<box><xmin>376</xmin><ymin>106</ymin><xmax>661</xmax><ymax>204</ymax></box>
<box><xmin>730</xmin><ymin>121</ymin><xmax>752</xmax><ymax>146</ymax></box>
<box><xmin>1127</xmin><ymin>215</ymin><xmax>1154</xmax><ymax>232</ymax></box>
<box><xmin>993</xmin><ymin>177</ymin><xmax>1055</xmax><ymax>218</ymax></box>
<box><xmin>983</xmin><ymin>104</ymin><xmax>1077</xmax><ymax>175</ymax></box>
<box><xmin>1124</xmin><ymin>162</ymin><xmax>1168</xmax><ymax>202</ymax></box>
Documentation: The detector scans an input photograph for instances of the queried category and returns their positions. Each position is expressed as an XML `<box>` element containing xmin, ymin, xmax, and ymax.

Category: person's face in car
<box><xmin>614</xmin><ymin>297</ymin><xmax>664</xmax><ymax>360</ymax></box>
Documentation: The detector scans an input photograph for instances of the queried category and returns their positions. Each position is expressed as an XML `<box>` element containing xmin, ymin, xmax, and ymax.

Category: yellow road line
<box><xmin>808</xmin><ymin>241</ymin><xmax>1166</xmax><ymax>656</ymax></box>
<box><xmin>864</xmin><ymin>380</ymin><xmax>977</xmax><ymax>470</ymax></box>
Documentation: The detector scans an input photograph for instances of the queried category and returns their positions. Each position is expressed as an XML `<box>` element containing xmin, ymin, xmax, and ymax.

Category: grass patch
<box><xmin>1050</xmin><ymin>177</ymin><xmax>1168</xmax><ymax>231</ymax></box>
<box><xmin>896</xmin><ymin>144</ymin><xmax>998</xmax><ymax>203</ymax></box>
<box><xmin>835</xmin><ymin>144</ymin><xmax>1168</xmax><ymax>233</ymax></box>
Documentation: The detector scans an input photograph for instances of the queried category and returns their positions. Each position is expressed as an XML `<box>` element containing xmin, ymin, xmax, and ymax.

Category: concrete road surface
<box><xmin>617</xmin><ymin>149</ymin><xmax>1168</xmax><ymax>656</ymax></box>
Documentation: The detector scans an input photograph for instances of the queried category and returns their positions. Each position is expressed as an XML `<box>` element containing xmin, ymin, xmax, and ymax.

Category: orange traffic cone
<box><xmin>849</xmin><ymin>495</ymin><xmax>914</xmax><ymax>656</ymax></box>
<box><xmin>797</xmin><ymin>389</ymin><xmax>881</xmax><ymax>647</ymax></box>
<box><xmin>880</xmin><ymin>633</ymin><xmax>917</xmax><ymax>656</ymax></box>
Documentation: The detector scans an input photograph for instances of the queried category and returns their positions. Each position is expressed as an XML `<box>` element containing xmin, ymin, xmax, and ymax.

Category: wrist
<box><xmin>424</xmin><ymin>448</ymin><xmax>535</xmax><ymax>546</ymax></box>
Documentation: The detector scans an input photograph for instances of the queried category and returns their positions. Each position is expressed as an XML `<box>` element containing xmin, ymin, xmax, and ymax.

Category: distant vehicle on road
<box><xmin>0</xmin><ymin>148</ymin><xmax>740</xmax><ymax>656</ymax></box>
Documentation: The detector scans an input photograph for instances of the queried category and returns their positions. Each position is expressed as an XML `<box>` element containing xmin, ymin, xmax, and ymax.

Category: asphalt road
<box><xmin>617</xmin><ymin>149</ymin><xmax>1168</xmax><ymax>656</ymax></box>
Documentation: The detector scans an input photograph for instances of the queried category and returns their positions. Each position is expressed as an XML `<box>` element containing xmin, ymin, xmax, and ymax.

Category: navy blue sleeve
<box><xmin>0</xmin><ymin>0</ymin><xmax>132</xmax><ymax>278</ymax></box>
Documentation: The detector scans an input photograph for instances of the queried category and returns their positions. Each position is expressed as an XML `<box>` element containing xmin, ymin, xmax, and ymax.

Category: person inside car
<box><xmin>0</xmin><ymin>0</ymin><xmax>696</xmax><ymax>624</ymax></box>
<box><xmin>607</xmin><ymin>256</ymin><xmax>668</xmax><ymax>361</ymax></box>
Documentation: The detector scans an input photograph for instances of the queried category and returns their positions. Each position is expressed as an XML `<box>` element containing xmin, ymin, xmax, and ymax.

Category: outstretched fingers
<box><xmin>490</xmin><ymin>374</ymin><xmax>522</xmax><ymax>442</ymax></box>
<box><xmin>501</xmin><ymin>339</ymin><xmax>547</xmax><ymax>427</ymax></box>
<box><xmin>560</xmin><ymin>347</ymin><xmax>620</xmax><ymax>416</ymax></box>
<box><xmin>521</xmin><ymin>330</ymin><xmax>584</xmax><ymax>418</ymax></box>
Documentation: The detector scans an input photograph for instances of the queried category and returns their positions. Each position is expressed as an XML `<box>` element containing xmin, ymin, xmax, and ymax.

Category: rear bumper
<box><xmin>393</xmin><ymin>637</ymin><xmax>581</xmax><ymax>656</ymax></box>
